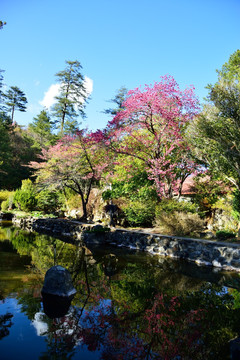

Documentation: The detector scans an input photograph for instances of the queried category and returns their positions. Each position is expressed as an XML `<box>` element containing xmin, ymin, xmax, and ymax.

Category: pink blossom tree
<box><xmin>29</xmin><ymin>129</ymin><xmax>109</xmax><ymax>220</ymax></box>
<box><xmin>103</xmin><ymin>75</ymin><xmax>200</xmax><ymax>199</ymax></box>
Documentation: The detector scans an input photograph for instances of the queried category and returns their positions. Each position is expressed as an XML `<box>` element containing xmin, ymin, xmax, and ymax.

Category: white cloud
<box><xmin>32</xmin><ymin>312</ymin><xmax>48</xmax><ymax>336</ymax></box>
<box><xmin>84</xmin><ymin>76</ymin><xmax>93</xmax><ymax>96</ymax></box>
<box><xmin>39</xmin><ymin>77</ymin><xmax>93</xmax><ymax>109</ymax></box>
<box><xmin>39</xmin><ymin>83</ymin><xmax>61</xmax><ymax>109</ymax></box>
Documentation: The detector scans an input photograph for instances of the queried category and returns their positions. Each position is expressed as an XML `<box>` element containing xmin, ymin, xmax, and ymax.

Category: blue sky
<box><xmin>1</xmin><ymin>0</ymin><xmax>240</xmax><ymax>131</ymax></box>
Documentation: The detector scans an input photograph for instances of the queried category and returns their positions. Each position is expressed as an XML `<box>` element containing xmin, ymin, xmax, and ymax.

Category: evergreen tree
<box><xmin>7</xmin><ymin>126</ymin><xmax>38</xmax><ymax>189</ymax></box>
<box><xmin>103</xmin><ymin>86</ymin><xmax>128</xmax><ymax>116</ymax></box>
<box><xmin>28</xmin><ymin>109</ymin><xmax>57</xmax><ymax>149</ymax></box>
<box><xmin>0</xmin><ymin>123</ymin><xmax>39</xmax><ymax>190</ymax></box>
<box><xmin>51</xmin><ymin>60</ymin><xmax>88</xmax><ymax>135</ymax></box>
<box><xmin>0</xmin><ymin>113</ymin><xmax>12</xmax><ymax>181</ymax></box>
<box><xmin>0</xmin><ymin>70</ymin><xmax>5</xmax><ymax>111</ymax></box>
<box><xmin>4</xmin><ymin>86</ymin><xmax>28</xmax><ymax>123</ymax></box>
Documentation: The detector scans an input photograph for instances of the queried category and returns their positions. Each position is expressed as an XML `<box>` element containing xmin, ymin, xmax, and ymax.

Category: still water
<box><xmin>1</xmin><ymin>222</ymin><xmax>240</xmax><ymax>359</ymax></box>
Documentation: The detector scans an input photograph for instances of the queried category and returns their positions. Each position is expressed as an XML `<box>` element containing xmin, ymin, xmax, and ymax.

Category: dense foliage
<box><xmin>1</xmin><ymin>51</ymin><xmax>240</xmax><ymax>233</ymax></box>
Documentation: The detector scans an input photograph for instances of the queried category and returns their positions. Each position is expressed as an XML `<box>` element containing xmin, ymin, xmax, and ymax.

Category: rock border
<box><xmin>11</xmin><ymin>216</ymin><xmax>240</xmax><ymax>272</ymax></box>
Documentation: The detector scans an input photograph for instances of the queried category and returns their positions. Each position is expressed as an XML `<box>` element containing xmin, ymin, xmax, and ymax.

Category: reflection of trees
<box><xmin>0</xmin><ymin>312</ymin><xmax>13</xmax><ymax>340</ymax></box>
<box><xmin>3</xmin><ymin>225</ymin><xmax>240</xmax><ymax>358</ymax></box>
<box><xmin>17</xmin><ymin>291</ymin><xmax>42</xmax><ymax>321</ymax></box>
<box><xmin>9</xmin><ymin>228</ymin><xmax>36</xmax><ymax>256</ymax></box>
<box><xmin>37</xmin><ymin>308</ymin><xmax>81</xmax><ymax>360</ymax></box>
<box><xmin>69</xmin><ymin>284</ymin><xmax>240</xmax><ymax>360</ymax></box>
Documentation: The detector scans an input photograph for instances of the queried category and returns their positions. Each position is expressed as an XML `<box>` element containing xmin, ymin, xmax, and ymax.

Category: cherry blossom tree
<box><xmin>103</xmin><ymin>75</ymin><xmax>200</xmax><ymax>199</ymax></box>
<box><xmin>29</xmin><ymin>129</ymin><xmax>109</xmax><ymax>220</ymax></box>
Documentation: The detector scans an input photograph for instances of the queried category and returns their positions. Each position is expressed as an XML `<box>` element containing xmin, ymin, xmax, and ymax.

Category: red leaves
<box><xmin>109</xmin><ymin>75</ymin><xmax>199</xmax><ymax>131</ymax></box>
<box><xmin>102</xmin><ymin>75</ymin><xmax>201</xmax><ymax>199</ymax></box>
<box><xmin>143</xmin><ymin>293</ymin><xmax>206</xmax><ymax>359</ymax></box>
<box><xmin>29</xmin><ymin>75</ymin><xmax>201</xmax><ymax>202</ymax></box>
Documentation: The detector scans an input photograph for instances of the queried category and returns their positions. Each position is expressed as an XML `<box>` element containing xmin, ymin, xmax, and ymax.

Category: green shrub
<box><xmin>213</xmin><ymin>195</ymin><xmax>239</xmax><ymax>233</ymax></box>
<box><xmin>13</xmin><ymin>179</ymin><xmax>37</xmax><ymax>212</ymax></box>
<box><xmin>155</xmin><ymin>198</ymin><xmax>198</xmax><ymax>217</ymax></box>
<box><xmin>36</xmin><ymin>189</ymin><xmax>63</xmax><ymax>214</ymax></box>
<box><xmin>122</xmin><ymin>200</ymin><xmax>156</xmax><ymax>227</ymax></box>
<box><xmin>232</xmin><ymin>189</ymin><xmax>240</xmax><ymax>221</ymax></box>
<box><xmin>0</xmin><ymin>191</ymin><xmax>15</xmax><ymax>211</ymax></box>
<box><xmin>1</xmin><ymin>200</ymin><xmax>9</xmax><ymax>211</ymax></box>
<box><xmin>216</xmin><ymin>230</ymin><xmax>236</xmax><ymax>240</ymax></box>
<box><xmin>102</xmin><ymin>172</ymin><xmax>158</xmax><ymax>203</ymax></box>
<box><xmin>102</xmin><ymin>189</ymin><xmax>112</xmax><ymax>201</ymax></box>
<box><xmin>66</xmin><ymin>193</ymin><xmax>82</xmax><ymax>210</ymax></box>
<box><xmin>0</xmin><ymin>190</ymin><xmax>14</xmax><ymax>205</ymax></box>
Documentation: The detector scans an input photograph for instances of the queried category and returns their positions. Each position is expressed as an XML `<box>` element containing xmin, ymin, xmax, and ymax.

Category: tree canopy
<box><xmin>102</xmin><ymin>75</ymin><xmax>200</xmax><ymax>199</ymax></box>
<box><xmin>29</xmin><ymin>130</ymin><xmax>109</xmax><ymax>219</ymax></box>
<box><xmin>27</xmin><ymin>109</ymin><xmax>57</xmax><ymax>149</ymax></box>
<box><xmin>4</xmin><ymin>86</ymin><xmax>28</xmax><ymax>123</ymax></box>
<box><xmin>188</xmin><ymin>49</ymin><xmax>240</xmax><ymax>189</ymax></box>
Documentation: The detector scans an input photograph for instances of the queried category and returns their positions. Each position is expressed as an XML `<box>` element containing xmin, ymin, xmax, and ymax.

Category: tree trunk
<box><xmin>81</xmin><ymin>200</ymin><xmax>88</xmax><ymax>221</ymax></box>
<box><xmin>11</xmin><ymin>106</ymin><xmax>15</xmax><ymax>123</ymax></box>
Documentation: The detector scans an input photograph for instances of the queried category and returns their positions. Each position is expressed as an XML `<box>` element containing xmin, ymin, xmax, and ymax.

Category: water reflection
<box><xmin>42</xmin><ymin>293</ymin><xmax>72</xmax><ymax>319</ymax></box>
<box><xmin>41</xmin><ymin>265</ymin><xmax>76</xmax><ymax>319</ymax></box>
<box><xmin>1</xmin><ymin>225</ymin><xmax>240</xmax><ymax>359</ymax></box>
<box><xmin>0</xmin><ymin>313</ymin><xmax>13</xmax><ymax>340</ymax></box>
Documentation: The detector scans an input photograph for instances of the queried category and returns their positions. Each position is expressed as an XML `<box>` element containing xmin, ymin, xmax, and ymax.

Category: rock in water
<box><xmin>41</xmin><ymin>265</ymin><xmax>76</xmax><ymax>298</ymax></box>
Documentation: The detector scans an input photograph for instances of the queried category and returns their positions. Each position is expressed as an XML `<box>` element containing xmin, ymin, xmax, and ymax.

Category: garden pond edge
<box><xmin>10</xmin><ymin>216</ymin><xmax>240</xmax><ymax>273</ymax></box>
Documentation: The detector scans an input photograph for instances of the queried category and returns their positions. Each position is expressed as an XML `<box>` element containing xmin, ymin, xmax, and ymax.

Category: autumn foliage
<box><xmin>102</xmin><ymin>75</ymin><xmax>200</xmax><ymax>198</ymax></box>
<box><xmin>29</xmin><ymin>129</ymin><xmax>109</xmax><ymax>219</ymax></box>
<box><xmin>28</xmin><ymin>75</ymin><xmax>202</xmax><ymax>219</ymax></box>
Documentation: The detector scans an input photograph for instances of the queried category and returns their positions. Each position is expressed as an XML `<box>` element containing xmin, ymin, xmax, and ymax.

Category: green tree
<box><xmin>28</xmin><ymin>109</ymin><xmax>56</xmax><ymax>149</ymax></box>
<box><xmin>0</xmin><ymin>110</ymin><xmax>11</xmax><ymax>128</ymax></box>
<box><xmin>0</xmin><ymin>125</ymin><xmax>39</xmax><ymax>190</ymax></box>
<box><xmin>51</xmin><ymin>60</ymin><xmax>88</xmax><ymax>135</ymax></box>
<box><xmin>102</xmin><ymin>155</ymin><xmax>158</xmax><ymax>226</ymax></box>
<box><xmin>103</xmin><ymin>77</ymin><xmax>200</xmax><ymax>199</ymax></box>
<box><xmin>215</xmin><ymin>49</ymin><xmax>240</xmax><ymax>84</ymax></box>
<box><xmin>0</xmin><ymin>113</ymin><xmax>12</xmax><ymax>179</ymax></box>
<box><xmin>4</xmin><ymin>86</ymin><xmax>28</xmax><ymax>123</ymax></box>
<box><xmin>0</xmin><ymin>70</ymin><xmax>5</xmax><ymax>110</ymax></box>
<box><xmin>103</xmin><ymin>86</ymin><xmax>128</xmax><ymax>116</ymax></box>
<box><xmin>29</xmin><ymin>130</ymin><xmax>109</xmax><ymax>220</ymax></box>
<box><xmin>188</xmin><ymin>50</ymin><xmax>240</xmax><ymax>189</ymax></box>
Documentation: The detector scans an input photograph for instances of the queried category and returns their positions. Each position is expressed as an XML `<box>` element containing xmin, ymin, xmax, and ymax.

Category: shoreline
<box><xmin>7</xmin><ymin>215</ymin><xmax>240</xmax><ymax>273</ymax></box>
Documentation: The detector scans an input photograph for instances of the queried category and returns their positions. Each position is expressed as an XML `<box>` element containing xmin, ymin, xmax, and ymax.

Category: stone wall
<box><xmin>12</xmin><ymin>217</ymin><xmax>240</xmax><ymax>272</ymax></box>
<box><xmin>107</xmin><ymin>229</ymin><xmax>240</xmax><ymax>272</ymax></box>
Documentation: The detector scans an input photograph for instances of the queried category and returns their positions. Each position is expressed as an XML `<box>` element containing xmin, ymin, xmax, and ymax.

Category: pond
<box><xmin>1</xmin><ymin>222</ymin><xmax>240</xmax><ymax>359</ymax></box>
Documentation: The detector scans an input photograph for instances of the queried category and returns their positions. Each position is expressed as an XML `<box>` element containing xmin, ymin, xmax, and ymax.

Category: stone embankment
<box><xmin>12</xmin><ymin>216</ymin><xmax>240</xmax><ymax>272</ymax></box>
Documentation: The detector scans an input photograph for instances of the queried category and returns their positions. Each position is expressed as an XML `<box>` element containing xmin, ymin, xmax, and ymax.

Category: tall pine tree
<box><xmin>52</xmin><ymin>60</ymin><xmax>88</xmax><ymax>135</ymax></box>
<box><xmin>4</xmin><ymin>86</ymin><xmax>28</xmax><ymax>123</ymax></box>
